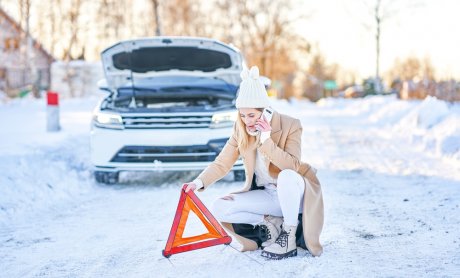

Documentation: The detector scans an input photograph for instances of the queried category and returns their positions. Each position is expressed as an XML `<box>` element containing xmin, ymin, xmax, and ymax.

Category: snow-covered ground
<box><xmin>0</xmin><ymin>95</ymin><xmax>459</xmax><ymax>277</ymax></box>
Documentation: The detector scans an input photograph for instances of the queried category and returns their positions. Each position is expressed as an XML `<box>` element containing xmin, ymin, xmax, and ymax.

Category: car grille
<box><xmin>121</xmin><ymin>113</ymin><xmax>213</xmax><ymax>129</ymax></box>
<box><xmin>110</xmin><ymin>145</ymin><xmax>218</xmax><ymax>163</ymax></box>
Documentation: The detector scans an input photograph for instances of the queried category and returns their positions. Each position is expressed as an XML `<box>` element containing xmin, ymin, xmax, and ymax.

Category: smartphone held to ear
<box><xmin>256</xmin><ymin>107</ymin><xmax>273</xmax><ymax>131</ymax></box>
<box><xmin>262</xmin><ymin>107</ymin><xmax>273</xmax><ymax>122</ymax></box>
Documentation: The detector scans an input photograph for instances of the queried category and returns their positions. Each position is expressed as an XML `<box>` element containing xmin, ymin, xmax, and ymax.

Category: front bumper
<box><xmin>90</xmin><ymin>125</ymin><xmax>243</xmax><ymax>172</ymax></box>
<box><xmin>93</xmin><ymin>161</ymin><xmax>244</xmax><ymax>172</ymax></box>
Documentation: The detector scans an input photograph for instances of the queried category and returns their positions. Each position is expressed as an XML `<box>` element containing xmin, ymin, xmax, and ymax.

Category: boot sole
<box><xmin>261</xmin><ymin>249</ymin><xmax>297</xmax><ymax>260</ymax></box>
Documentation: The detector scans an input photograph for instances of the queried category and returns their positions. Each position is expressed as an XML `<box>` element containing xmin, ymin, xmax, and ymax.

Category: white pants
<box><xmin>212</xmin><ymin>169</ymin><xmax>305</xmax><ymax>226</ymax></box>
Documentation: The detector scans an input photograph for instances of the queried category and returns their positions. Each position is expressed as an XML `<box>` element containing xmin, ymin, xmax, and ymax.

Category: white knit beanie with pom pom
<box><xmin>235</xmin><ymin>66</ymin><xmax>270</xmax><ymax>108</ymax></box>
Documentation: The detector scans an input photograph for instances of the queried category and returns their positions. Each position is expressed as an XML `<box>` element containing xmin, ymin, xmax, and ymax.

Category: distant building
<box><xmin>0</xmin><ymin>8</ymin><xmax>54</xmax><ymax>96</ymax></box>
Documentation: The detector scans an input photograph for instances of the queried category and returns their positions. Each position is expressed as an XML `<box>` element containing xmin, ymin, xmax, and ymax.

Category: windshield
<box><xmin>113</xmin><ymin>47</ymin><xmax>232</xmax><ymax>73</ymax></box>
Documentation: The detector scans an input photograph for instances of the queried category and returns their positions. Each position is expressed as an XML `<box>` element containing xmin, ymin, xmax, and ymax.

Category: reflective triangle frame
<box><xmin>162</xmin><ymin>184</ymin><xmax>232</xmax><ymax>257</ymax></box>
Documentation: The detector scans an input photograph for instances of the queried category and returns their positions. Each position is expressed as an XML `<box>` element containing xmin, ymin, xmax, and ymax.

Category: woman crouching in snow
<box><xmin>184</xmin><ymin>66</ymin><xmax>324</xmax><ymax>259</ymax></box>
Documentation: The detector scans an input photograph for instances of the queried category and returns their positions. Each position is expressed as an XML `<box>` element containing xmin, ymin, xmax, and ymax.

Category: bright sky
<box><xmin>297</xmin><ymin>0</ymin><xmax>460</xmax><ymax>80</ymax></box>
<box><xmin>2</xmin><ymin>0</ymin><xmax>459</xmax><ymax>81</ymax></box>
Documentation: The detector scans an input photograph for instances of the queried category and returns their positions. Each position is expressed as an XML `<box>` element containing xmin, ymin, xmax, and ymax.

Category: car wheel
<box><xmin>94</xmin><ymin>171</ymin><xmax>119</xmax><ymax>184</ymax></box>
<box><xmin>233</xmin><ymin>170</ymin><xmax>245</xmax><ymax>182</ymax></box>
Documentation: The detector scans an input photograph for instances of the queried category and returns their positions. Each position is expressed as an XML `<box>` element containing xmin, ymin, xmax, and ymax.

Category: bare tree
<box><xmin>213</xmin><ymin>0</ymin><xmax>311</xmax><ymax>98</ymax></box>
<box><xmin>46</xmin><ymin>0</ymin><xmax>59</xmax><ymax>58</ymax></box>
<box><xmin>302</xmin><ymin>46</ymin><xmax>339</xmax><ymax>101</ymax></box>
<box><xmin>386</xmin><ymin>56</ymin><xmax>435</xmax><ymax>81</ymax></box>
<box><xmin>346</xmin><ymin>0</ymin><xmax>422</xmax><ymax>93</ymax></box>
<box><xmin>364</xmin><ymin>0</ymin><xmax>393</xmax><ymax>93</ymax></box>
<box><xmin>160</xmin><ymin>0</ymin><xmax>211</xmax><ymax>37</ymax></box>
<box><xmin>151</xmin><ymin>0</ymin><xmax>161</xmax><ymax>36</ymax></box>
<box><xmin>61</xmin><ymin>0</ymin><xmax>84</xmax><ymax>60</ymax></box>
<box><xmin>97</xmin><ymin>0</ymin><xmax>130</xmax><ymax>44</ymax></box>
<box><xmin>374</xmin><ymin>0</ymin><xmax>382</xmax><ymax>84</ymax></box>
<box><xmin>18</xmin><ymin>0</ymin><xmax>42</xmax><ymax>96</ymax></box>
<box><xmin>4</xmin><ymin>0</ymin><xmax>315</xmax><ymax>99</ymax></box>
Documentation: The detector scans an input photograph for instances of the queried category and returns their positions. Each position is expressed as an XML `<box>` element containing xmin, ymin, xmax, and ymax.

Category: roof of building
<box><xmin>0</xmin><ymin>7</ymin><xmax>55</xmax><ymax>62</ymax></box>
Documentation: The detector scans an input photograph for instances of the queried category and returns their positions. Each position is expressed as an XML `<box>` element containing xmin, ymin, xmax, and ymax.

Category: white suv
<box><xmin>90</xmin><ymin>37</ymin><xmax>246</xmax><ymax>184</ymax></box>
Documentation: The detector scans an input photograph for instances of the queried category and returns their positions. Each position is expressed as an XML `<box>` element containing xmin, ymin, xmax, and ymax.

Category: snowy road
<box><xmin>1</xmin><ymin>96</ymin><xmax>459</xmax><ymax>277</ymax></box>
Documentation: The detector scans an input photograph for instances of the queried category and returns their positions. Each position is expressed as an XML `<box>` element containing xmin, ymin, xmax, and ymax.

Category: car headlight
<box><xmin>210</xmin><ymin>110</ymin><xmax>238</xmax><ymax>129</ymax></box>
<box><xmin>93</xmin><ymin>111</ymin><xmax>124</xmax><ymax>130</ymax></box>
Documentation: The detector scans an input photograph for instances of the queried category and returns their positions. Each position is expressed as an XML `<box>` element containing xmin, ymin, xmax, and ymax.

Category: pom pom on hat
<box><xmin>240</xmin><ymin>65</ymin><xmax>260</xmax><ymax>80</ymax></box>
<box><xmin>235</xmin><ymin>66</ymin><xmax>270</xmax><ymax>108</ymax></box>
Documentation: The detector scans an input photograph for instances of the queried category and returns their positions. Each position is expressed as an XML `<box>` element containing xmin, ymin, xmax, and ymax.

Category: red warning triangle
<box><xmin>162</xmin><ymin>184</ymin><xmax>232</xmax><ymax>257</ymax></box>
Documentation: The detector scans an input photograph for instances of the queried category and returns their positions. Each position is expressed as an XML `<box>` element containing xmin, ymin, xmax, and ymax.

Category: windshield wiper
<box><xmin>118</xmin><ymin>87</ymin><xmax>158</xmax><ymax>94</ymax></box>
<box><xmin>158</xmin><ymin>86</ymin><xmax>228</xmax><ymax>93</ymax></box>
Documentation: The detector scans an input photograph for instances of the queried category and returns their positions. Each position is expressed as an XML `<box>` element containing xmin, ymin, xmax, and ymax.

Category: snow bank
<box><xmin>368</xmin><ymin>99</ymin><xmax>414</xmax><ymax>126</ymax></box>
<box><xmin>307</xmin><ymin>95</ymin><xmax>460</xmax><ymax>161</ymax></box>
<box><xmin>398</xmin><ymin>96</ymin><xmax>450</xmax><ymax>129</ymax></box>
<box><xmin>0</xmin><ymin>138</ymin><xmax>94</xmax><ymax>227</ymax></box>
<box><xmin>0</xmin><ymin>97</ymin><xmax>99</xmax><ymax>228</ymax></box>
<box><xmin>394</xmin><ymin>96</ymin><xmax>460</xmax><ymax>160</ymax></box>
<box><xmin>0</xmin><ymin>90</ymin><xmax>8</xmax><ymax>103</ymax></box>
<box><xmin>315</xmin><ymin>96</ymin><xmax>395</xmax><ymax>122</ymax></box>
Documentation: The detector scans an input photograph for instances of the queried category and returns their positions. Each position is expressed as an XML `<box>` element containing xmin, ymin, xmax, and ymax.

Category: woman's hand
<box><xmin>256</xmin><ymin>115</ymin><xmax>272</xmax><ymax>132</ymax></box>
<box><xmin>184</xmin><ymin>182</ymin><xmax>197</xmax><ymax>193</ymax></box>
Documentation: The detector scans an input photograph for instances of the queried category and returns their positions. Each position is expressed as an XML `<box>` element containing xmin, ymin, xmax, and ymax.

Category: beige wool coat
<box><xmin>197</xmin><ymin>111</ymin><xmax>324</xmax><ymax>256</ymax></box>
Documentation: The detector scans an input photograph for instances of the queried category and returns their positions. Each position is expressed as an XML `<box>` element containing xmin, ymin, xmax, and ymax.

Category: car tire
<box><xmin>233</xmin><ymin>170</ymin><xmax>245</xmax><ymax>182</ymax></box>
<box><xmin>94</xmin><ymin>171</ymin><xmax>119</xmax><ymax>184</ymax></box>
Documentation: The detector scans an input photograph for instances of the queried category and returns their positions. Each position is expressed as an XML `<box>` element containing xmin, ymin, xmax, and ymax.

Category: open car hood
<box><xmin>101</xmin><ymin>37</ymin><xmax>244</xmax><ymax>91</ymax></box>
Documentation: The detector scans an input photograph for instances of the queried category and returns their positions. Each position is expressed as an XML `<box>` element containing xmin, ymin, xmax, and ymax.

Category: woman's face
<box><xmin>239</xmin><ymin>108</ymin><xmax>263</xmax><ymax>133</ymax></box>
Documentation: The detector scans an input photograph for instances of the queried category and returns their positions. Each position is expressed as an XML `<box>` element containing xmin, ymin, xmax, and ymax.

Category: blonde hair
<box><xmin>236</xmin><ymin>108</ymin><xmax>264</xmax><ymax>150</ymax></box>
